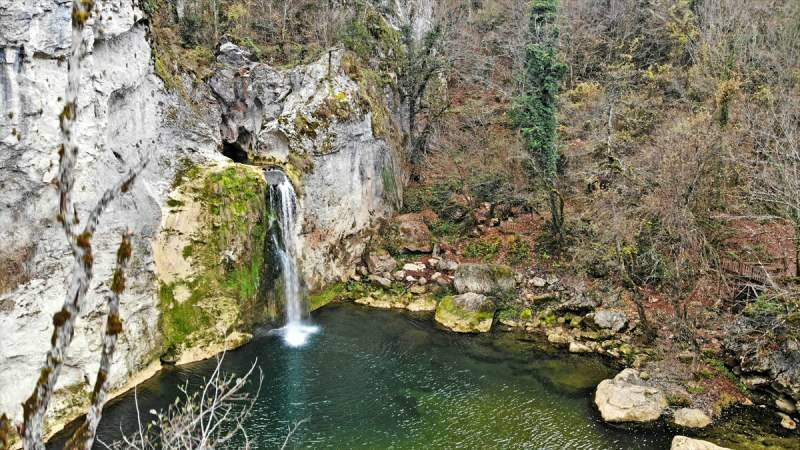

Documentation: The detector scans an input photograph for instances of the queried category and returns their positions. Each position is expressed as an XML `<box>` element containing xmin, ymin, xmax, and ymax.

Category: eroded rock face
<box><xmin>0</xmin><ymin>4</ymin><xmax>406</xmax><ymax>437</ymax></box>
<box><xmin>670</xmin><ymin>436</ymin><xmax>730</xmax><ymax>450</ymax></box>
<box><xmin>454</xmin><ymin>263</ymin><xmax>516</xmax><ymax>295</ymax></box>
<box><xmin>209</xmin><ymin>43</ymin><xmax>406</xmax><ymax>290</ymax></box>
<box><xmin>366</xmin><ymin>250</ymin><xmax>397</xmax><ymax>274</ymax></box>
<box><xmin>0</xmin><ymin>1</ymin><xmax>224</xmax><ymax>431</ymax></box>
<box><xmin>434</xmin><ymin>293</ymin><xmax>495</xmax><ymax>333</ymax></box>
<box><xmin>724</xmin><ymin>316</ymin><xmax>800</xmax><ymax>409</ymax></box>
<box><xmin>594</xmin><ymin>369</ymin><xmax>668</xmax><ymax>423</ymax></box>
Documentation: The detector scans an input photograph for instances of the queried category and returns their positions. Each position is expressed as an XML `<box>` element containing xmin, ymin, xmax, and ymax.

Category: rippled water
<box><xmin>53</xmin><ymin>304</ymin><xmax>795</xmax><ymax>449</ymax></box>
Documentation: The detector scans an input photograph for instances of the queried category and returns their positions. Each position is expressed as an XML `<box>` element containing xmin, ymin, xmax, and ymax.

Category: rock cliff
<box><xmin>0</xmin><ymin>0</ymin><xmax>407</xmax><ymax>435</ymax></box>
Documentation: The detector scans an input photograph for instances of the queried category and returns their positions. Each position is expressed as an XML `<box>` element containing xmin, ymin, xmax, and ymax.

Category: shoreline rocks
<box><xmin>594</xmin><ymin>369</ymin><xmax>668</xmax><ymax>423</ymax></box>
<box><xmin>454</xmin><ymin>263</ymin><xmax>515</xmax><ymax>295</ymax></box>
<box><xmin>673</xmin><ymin>408</ymin><xmax>712</xmax><ymax>428</ymax></box>
<box><xmin>671</xmin><ymin>436</ymin><xmax>730</xmax><ymax>450</ymax></box>
<box><xmin>434</xmin><ymin>293</ymin><xmax>496</xmax><ymax>333</ymax></box>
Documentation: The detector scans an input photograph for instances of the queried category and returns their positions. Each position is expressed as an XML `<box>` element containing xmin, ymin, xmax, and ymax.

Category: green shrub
<box><xmin>464</xmin><ymin>237</ymin><xmax>502</xmax><ymax>260</ymax></box>
<box><xmin>507</xmin><ymin>237</ymin><xmax>531</xmax><ymax>266</ymax></box>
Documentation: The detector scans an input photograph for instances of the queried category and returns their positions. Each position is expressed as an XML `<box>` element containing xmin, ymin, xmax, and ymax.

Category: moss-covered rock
<box><xmin>435</xmin><ymin>293</ymin><xmax>496</xmax><ymax>333</ymax></box>
<box><xmin>154</xmin><ymin>162</ymin><xmax>272</xmax><ymax>361</ymax></box>
<box><xmin>454</xmin><ymin>263</ymin><xmax>516</xmax><ymax>295</ymax></box>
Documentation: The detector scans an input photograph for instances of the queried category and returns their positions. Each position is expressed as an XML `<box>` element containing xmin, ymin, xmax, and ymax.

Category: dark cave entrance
<box><xmin>221</xmin><ymin>141</ymin><xmax>250</xmax><ymax>163</ymax></box>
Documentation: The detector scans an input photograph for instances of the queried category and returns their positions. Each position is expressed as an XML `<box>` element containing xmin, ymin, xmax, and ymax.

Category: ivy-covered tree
<box><xmin>511</xmin><ymin>0</ymin><xmax>567</xmax><ymax>237</ymax></box>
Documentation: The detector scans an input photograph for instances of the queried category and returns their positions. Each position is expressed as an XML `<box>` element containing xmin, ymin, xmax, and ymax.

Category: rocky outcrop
<box><xmin>153</xmin><ymin>163</ymin><xmax>272</xmax><ymax>363</ymax></box>
<box><xmin>434</xmin><ymin>293</ymin><xmax>496</xmax><ymax>333</ymax></box>
<box><xmin>0</xmin><ymin>2</ymin><xmax>406</xmax><ymax>437</ymax></box>
<box><xmin>671</xmin><ymin>436</ymin><xmax>730</xmax><ymax>450</ymax></box>
<box><xmin>208</xmin><ymin>43</ymin><xmax>406</xmax><ymax>290</ymax></box>
<box><xmin>453</xmin><ymin>263</ymin><xmax>515</xmax><ymax>295</ymax></box>
<box><xmin>0</xmin><ymin>0</ymin><xmax>226</xmax><ymax>433</ymax></box>
<box><xmin>724</xmin><ymin>315</ymin><xmax>800</xmax><ymax>411</ymax></box>
<box><xmin>594</xmin><ymin>369</ymin><xmax>668</xmax><ymax>423</ymax></box>
<box><xmin>389</xmin><ymin>213</ymin><xmax>433</xmax><ymax>253</ymax></box>
<box><xmin>673</xmin><ymin>408</ymin><xmax>712</xmax><ymax>428</ymax></box>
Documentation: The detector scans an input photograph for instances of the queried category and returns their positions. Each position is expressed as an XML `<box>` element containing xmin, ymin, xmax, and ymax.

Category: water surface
<box><xmin>54</xmin><ymin>304</ymin><xmax>690</xmax><ymax>449</ymax></box>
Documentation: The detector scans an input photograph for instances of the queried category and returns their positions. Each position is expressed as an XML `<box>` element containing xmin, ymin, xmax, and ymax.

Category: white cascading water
<box><xmin>268</xmin><ymin>172</ymin><xmax>318</xmax><ymax>347</ymax></box>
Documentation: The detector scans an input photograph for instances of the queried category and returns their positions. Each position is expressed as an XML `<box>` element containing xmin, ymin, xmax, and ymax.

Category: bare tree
<box><xmin>748</xmin><ymin>94</ymin><xmax>800</xmax><ymax>277</ymax></box>
<box><xmin>99</xmin><ymin>356</ymin><xmax>263</xmax><ymax>450</ymax></box>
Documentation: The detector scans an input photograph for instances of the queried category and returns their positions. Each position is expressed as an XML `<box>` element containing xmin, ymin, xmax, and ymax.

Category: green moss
<box><xmin>438</xmin><ymin>295</ymin><xmax>495</xmax><ymax>323</ymax></box>
<box><xmin>158</xmin><ymin>164</ymin><xmax>270</xmax><ymax>355</ymax></box>
<box><xmin>308</xmin><ymin>283</ymin><xmax>347</xmax><ymax>311</ymax></box>
<box><xmin>172</xmin><ymin>159</ymin><xmax>202</xmax><ymax>189</ymax></box>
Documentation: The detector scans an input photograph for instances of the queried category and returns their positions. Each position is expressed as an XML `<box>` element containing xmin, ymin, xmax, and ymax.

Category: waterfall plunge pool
<box><xmin>51</xmin><ymin>304</ymin><xmax>792</xmax><ymax>449</ymax></box>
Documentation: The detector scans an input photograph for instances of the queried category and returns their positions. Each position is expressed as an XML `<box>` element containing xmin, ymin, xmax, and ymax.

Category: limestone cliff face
<box><xmin>209</xmin><ymin>43</ymin><xmax>406</xmax><ymax>291</ymax></box>
<box><xmin>0</xmin><ymin>0</ymin><xmax>407</xmax><ymax>434</ymax></box>
<box><xmin>0</xmin><ymin>0</ymin><xmax>223</xmax><ymax>431</ymax></box>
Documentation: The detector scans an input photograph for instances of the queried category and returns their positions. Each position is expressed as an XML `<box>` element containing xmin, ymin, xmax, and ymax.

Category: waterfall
<box><xmin>267</xmin><ymin>170</ymin><xmax>318</xmax><ymax>347</ymax></box>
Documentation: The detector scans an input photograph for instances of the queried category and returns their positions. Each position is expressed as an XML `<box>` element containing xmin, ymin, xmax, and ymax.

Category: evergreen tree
<box><xmin>512</xmin><ymin>0</ymin><xmax>567</xmax><ymax>236</ymax></box>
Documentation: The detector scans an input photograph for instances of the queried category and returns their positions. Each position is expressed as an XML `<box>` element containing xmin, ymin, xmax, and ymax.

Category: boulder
<box><xmin>368</xmin><ymin>274</ymin><xmax>392</xmax><ymax>288</ymax></box>
<box><xmin>436</xmin><ymin>259</ymin><xmax>459</xmax><ymax>272</ymax></box>
<box><xmin>547</xmin><ymin>329</ymin><xmax>572</xmax><ymax>346</ymax></box>
<box><xmin>569</xmin><ymin>341</ymin><xmax>593</xmax><ymax>353</ymax></box>
<box><xmin>778</xmin><ymin>412</ymin><xmax>797</xmax><ymax>430</ymax></box>
<box><xmin>555</xmin><ymin>293</ymin><xmax>599</xmax><ymax>314</ymax></box>
<box><xmin>366</xmin><ymin>250</ymin><xmax>397</xmax><ymax>274</ymax></box>
<box><xmin>530</xmin><ymin>276</ymin><xmax>547</xmax><ymax>287</ymax></box>
<box><xmin>776</xmin><ymin>396</ymin><xmax>797</xmax><ymax>414</ymax></box>
<box><xmin>671</xmin><ymin>436</ymin><xmax>730</xmax><ymax>450</ymax></box>
<box><xmin>434</xmin><ymin>293</ymin><xmax>496</xmax><ymax>333</ymax></box>
<box><xmin>403</xmin><ymin>262</ymin><xmax>426</xmax><ymax>272</ymax></box>
<box><xmin>392</xmin><ymin>213</ymin><xmax>433</xmax><ymax>253</ymax></box>
<box><xmin>594</xmin><ymin>369</ymin><xmax>668</xmax><ymax>423</ymax></box>
<box><xmin>589</xmin><ymin>309</ymin><xmax>628</xmax><ymax>333</ymax></box>
<box><xmin>355</xmin><ymin>296</ymin><xmax>391</xmax><ymax>309</ymax></box>
<box><xmin>673</xmin><ymin>408</ymin><xmax>712</xmax><ymax>428</ymax></box>
<box><xmin>409</xmin><ymin>285</ymin><xmax>427</xmax><ymax>294</ymax></box>
<box><xmin>454</xmin><ymin>264</ymin><xmax>516</xmax><ymax>295</ymax></box>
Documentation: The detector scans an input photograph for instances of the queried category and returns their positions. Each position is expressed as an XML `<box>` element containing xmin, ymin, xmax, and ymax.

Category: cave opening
<box><xmin>221</xmin><ymin>141</ymin><xmax>250</xmax><ymax>163</ymax></box>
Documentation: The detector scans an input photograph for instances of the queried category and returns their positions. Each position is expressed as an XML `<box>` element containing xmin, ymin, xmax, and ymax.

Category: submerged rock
<box><xmin>670</xmin><ymin>436</ymin><xmax>730</xmax><ymax>450</ymax></box>
<box><xmin>673</xmin><ymin>408</ymin><xmax>712</xmax><ymax>428</ymax></box>
<box><xmin>594</xmin><ymin>369</ymin><xmax>668</xmax><ymax>423</ymax></box>
<box><xmin>434</xmin><ymin>293</ymin><xmax>496</xmax><ymax>333</ymax></box>
<box><xmin>453</xmin><ymin>263</ymin><xmax>516</xmax><ymax>295</ymax></box>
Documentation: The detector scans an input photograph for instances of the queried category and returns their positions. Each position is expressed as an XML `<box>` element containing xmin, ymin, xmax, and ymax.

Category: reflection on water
<box><xmin>50</xmin><ymin>304</ymin><xmax>794</xmax><ymax>449</ymax></box>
